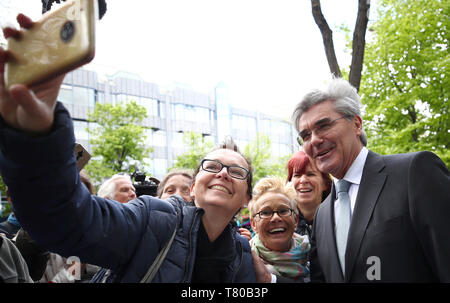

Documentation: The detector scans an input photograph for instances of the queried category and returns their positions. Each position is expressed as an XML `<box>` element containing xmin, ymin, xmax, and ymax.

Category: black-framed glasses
<box><xmin>297</xmin><ymin>116</ymin><xmax>348</xmax><ymax>146</ymax></box>
<box><xmin>254</xmin><ymin>208</ymin><xmax>294</xmax><ymax>220</ymax></box>
<box><xmin>200</xmin><ymin>159</ymin><xmax>250</xmax><ymax>180</ymax></box>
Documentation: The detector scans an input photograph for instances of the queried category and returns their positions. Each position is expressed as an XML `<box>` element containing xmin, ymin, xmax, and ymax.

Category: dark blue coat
<box><xmin>0</xmin><ymin>102</ymin><xmax>255</xmax><ymax>283</ymax></box>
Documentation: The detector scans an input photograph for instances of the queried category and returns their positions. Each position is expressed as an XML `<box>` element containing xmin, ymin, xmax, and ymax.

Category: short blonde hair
<box><xmin>249</xmin><ymin>177</ymin><xmax>298</xmax><ymax>217</ymax></box>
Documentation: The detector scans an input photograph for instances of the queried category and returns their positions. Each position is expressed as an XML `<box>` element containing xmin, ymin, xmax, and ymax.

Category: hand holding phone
<box><xmin>4</xmin><ymin>0</ymin><xmax>97</xmax><ymax>89</ymax></box>
<box><xmin>0</xmin><ymin>0</ymin><xmax>97</xmax><ymax>134</ymax></box>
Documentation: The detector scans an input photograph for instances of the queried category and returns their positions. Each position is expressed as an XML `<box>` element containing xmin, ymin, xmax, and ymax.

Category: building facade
<box><xmin>60</xmin><ymin>69</ymin><xmax>297</xmax><ymax>181</ymax></box>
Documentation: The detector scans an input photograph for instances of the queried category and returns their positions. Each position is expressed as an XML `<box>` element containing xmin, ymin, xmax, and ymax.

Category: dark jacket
<box><xmin>310</xmin><ymin>150</ymin><xmax>450</xmax><ymax>282</ymax></box>
<box><xmin>0</xmin><ymin>102</ymin><xmax>255</xmax><ymax>283</ymax></box>
<box><xmin>295</xmin><ymin>211</ymin><xmax>313</xmax><ymax>240</ymax></box>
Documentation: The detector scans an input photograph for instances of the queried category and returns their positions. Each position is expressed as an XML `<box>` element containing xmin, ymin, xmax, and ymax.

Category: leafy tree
<box><xmin>85</xmin><ymin>100</ymin><xmax>153</xmax><ymax>183</ymax></box>
<box><xmin>360</xmin><ymin>0</ymin><xmax>449</xmax><ymax>167</ymax></box>
<box><xmin>243</xmin><ymin>133</ymin><xmax>288</xmax><ymax>185</ymax></box>
<box><xmin>170</xmin><ymin>131</ymin><xmax>214</xmax><ymax>171</ymax></box>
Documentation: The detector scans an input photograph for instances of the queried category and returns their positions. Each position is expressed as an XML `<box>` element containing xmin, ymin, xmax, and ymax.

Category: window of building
<box><xmin>73</xmin><ymin>120</ymin><xmax>90</xmax><ymax>141</ymax></box>
<box><xmin>72</xmin><ymin>86</ymin><xmax>90</xmax><ymax>107</ymax></box>
<box><xmin>152</xmin><ymin>130</ymin><xmax>166</xmax><ymax>147</ymax></box>
<box><xmin>95</xmin><ymin>90</ymin><xmax>105</xmax><ymax>104</ymax></box>
<box><xmin>158</xmin><ymin>100</ymin><xmax>166</xmax><ymax>118</ymax></box>
<box><xmin>58</xmin><ymin>84</ymin><xmax>73</xmax><ymax>105</ymax></box>
<box><xmin>152</xmin><ymin>158</ymin><xmax>167</xmax><ymax>180</ymax></box>
<box><xmin>171</xmin><ymin>132</ymin><xmax>184</xmax><ymax>149</ymax></box>
<box><xmin>259</xmin><ymin>118</ymin><xmax>271</xmax><ymax>135</ymax></box>
<box><xmin>140</xmin><ymin>97</ymin><xmax>159</xmax><ymax>117</ymax></box>
<box><xmin>232</xmin><ymin>114</ymin><xmax>257</xmax><ymax>133</ymax></box>
<box><xmin>87</xmin><ymin>89</ymin><xmax>95</xmax><ymax>108</ymax></box>
<box><xmin>172</xmin><ymin>104</ymin><xmax>210</xmax><ymax>123</ymax></box>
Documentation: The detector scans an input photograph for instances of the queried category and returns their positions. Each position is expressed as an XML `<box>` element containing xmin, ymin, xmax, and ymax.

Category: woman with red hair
<box><xmin>287</xmin><ymin>151</ymin><xmax>332</xmax><ymax>239</ymax></box>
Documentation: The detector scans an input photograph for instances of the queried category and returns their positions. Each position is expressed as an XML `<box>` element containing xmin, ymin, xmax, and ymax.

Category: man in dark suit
<box><xmin>292</xmin><ymin>78</ymin><xmax>450</xmax><ymax>282</ymax></box>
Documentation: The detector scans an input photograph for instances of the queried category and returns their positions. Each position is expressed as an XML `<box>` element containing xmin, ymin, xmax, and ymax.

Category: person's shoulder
<box><xmin>128</xmin><ymin>195</ymin><xmax>177</xmax><ymax>214</ymax></box>
<box><xmin>379</xmin><ymin>150</ymin><xmax>443</xmax><ymax>167</ymax></box>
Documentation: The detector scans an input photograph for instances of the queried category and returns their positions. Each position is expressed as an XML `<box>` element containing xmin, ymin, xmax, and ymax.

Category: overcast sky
<box><xmin>1</xmin><ymin>0</ymin><xmax>377</xmax><ymax>119</ymax></box>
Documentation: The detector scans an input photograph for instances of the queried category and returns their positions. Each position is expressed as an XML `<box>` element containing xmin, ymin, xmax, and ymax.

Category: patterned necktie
<box><xmin>335</xmin><ymin>179</ymin><xmax>352</xmax><ymax>275</ymax></box>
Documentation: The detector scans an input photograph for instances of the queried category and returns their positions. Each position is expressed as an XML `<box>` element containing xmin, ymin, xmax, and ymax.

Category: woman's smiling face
<box><xmin>191</xmin><ymin>149</ymin><xmax>250</xmax><ymax>218</ymax></box>
<box><xmin>251</xmin><ymin>192</ymin><xmax>298</xmax><ymax>252</ymax></box>
<box><xmin>292</xmin><ymin>162</ymin><xmax>327</xmax><ymax>210</ymax></box>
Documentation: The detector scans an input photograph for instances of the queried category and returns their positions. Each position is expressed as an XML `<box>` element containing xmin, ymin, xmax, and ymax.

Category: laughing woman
<box><xmin>287</xmin><ymin>151</ymin><xmax>332</xmax><ymax>239</ymax></box>
<box><xmin>249</xmin><ymin>177</ymin><xmax>310</xmax><ymax>283</ymax></box>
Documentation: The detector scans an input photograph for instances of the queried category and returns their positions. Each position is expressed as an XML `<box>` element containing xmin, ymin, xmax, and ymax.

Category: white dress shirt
<box><xmin>334</xmin><ymin>147</ymin><xmax>369</xmax><ymax>227</ymax></box>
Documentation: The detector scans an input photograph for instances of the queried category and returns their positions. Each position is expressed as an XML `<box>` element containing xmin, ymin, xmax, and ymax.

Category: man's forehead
<box><xmin>115</xmin><ymin>177</ymin><xmax>132</xmax><ymax>186</ymax></box>
<box><xmin>298</xmin><ymin>101</ymin><xmax>337</xmax><ymax>129</ymax></box>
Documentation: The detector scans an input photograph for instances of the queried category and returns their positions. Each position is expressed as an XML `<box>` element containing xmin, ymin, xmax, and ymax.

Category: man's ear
<box><xmin>353</xmin><ymin>115</ymin><xmax>363</xmax><ymax>137</ymax></box>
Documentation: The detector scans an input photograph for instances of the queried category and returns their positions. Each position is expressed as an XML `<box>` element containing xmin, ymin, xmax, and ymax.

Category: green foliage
<box><xmin>1</xmin><ymin>203</ymin><xmax>12</xmax><ymax>218</ymax></box>
<box><xmin>85</xmin><ymin>100</ymin><xmax>153</xmax><ymax>184</ymax></box>
<box><xmin>0</xmin><ymin>175</ymin><xmax>5</xmax><ymax>197</ymax></box>
<box><xmin>170</xmin><ymin>131</ymin><xmax>214</xmax><ymax>171</ymax></box>
<box><xmin>243</xmin><ymin>133</ymin><xmax>288</xmax><ymax>184</ymax></box>
<box><xmin>0</xmin><ymin>175</ymin><xmax>9</xmax><ymax>217</ymax></box>
<box><xmin>360</xmin><ymin>0</ymin><xmax>449</xmax><ymax>167</ymax></box>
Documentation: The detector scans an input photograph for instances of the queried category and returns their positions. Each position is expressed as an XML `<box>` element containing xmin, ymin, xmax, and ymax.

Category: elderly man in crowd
<box><xmin>97</xmin><ymin>174</ymin><xmax>136</xmax><ymax>204</ymax></box>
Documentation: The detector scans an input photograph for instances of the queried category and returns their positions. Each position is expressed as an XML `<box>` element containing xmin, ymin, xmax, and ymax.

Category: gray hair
<box><xmin>292</xmin><ymin>77</ymin><xmax>367</xmax><ymax>146</ymax></box>
<box><xmin>97</xmin><ymin>174</ymin><xmax>132</xmax><ymax>199</ymax></box>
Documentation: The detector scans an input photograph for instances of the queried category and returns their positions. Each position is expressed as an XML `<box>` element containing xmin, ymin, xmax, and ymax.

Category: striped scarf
<box><xmin>251</xmin><ymin>232</ymin><xmax>310</xmax><ymax>279</ymax></box>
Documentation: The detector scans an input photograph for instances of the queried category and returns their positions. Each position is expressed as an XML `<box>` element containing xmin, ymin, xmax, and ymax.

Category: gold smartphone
<box><xmin>4</xmin><ymin>0</ymin><xmax>97</xmax><ymax>89</ymax></box>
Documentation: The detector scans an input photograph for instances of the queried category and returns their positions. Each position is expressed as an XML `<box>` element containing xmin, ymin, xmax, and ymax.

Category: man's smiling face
<box><xmin>298</xmin><ymin>100</ymin><xmax>363</xmax><ymax>179</ymax></box>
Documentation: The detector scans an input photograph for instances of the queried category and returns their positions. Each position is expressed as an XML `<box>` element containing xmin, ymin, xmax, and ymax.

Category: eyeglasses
<box><xmin>254</xmin><ymin>208</ymin><xmax>294</xmax><ymax>220</ymax></box>
<box><xmin>297</xmin><ymin>116</ymin><xmax>348</xmax><ymax>146</ymax></box>
<box><xmin>200</xmin><ymin>159</ymin><xmax>250</xmax><ymax>180</ymax></box>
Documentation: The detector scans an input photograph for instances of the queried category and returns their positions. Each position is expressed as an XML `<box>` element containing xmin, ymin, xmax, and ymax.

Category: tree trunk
<box><xmin>349</xmin><ymin>0</ymin><xmax>371</xmax><ymax>91</ymax></box>
<box><xmin>311</xmin><ymin>0</ymin><xmax>342</xmax><ymax>78</ymax></box>
<box><xmin>310</xmin><ymin>0</ymin><xmax>371</xmax><ymax>91</ymax></box>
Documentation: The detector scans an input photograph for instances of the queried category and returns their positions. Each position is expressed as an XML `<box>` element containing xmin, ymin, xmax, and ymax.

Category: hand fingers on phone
<box><xmin>2</xmin><ymin>27</ymin><xmax>21</xmax><ymax>40</ymax></box>
<box><xmin>2</xmin><ymin>14</ymin><xmax>33</xmax><ymax>40</ymax></box>
<box><xmin>17</xmin><ymin>14</ymin><xmax>34</xmax><ymax>29</ymax></box>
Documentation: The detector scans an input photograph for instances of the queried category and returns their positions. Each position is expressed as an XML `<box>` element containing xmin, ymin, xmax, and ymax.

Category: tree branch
<box><xmin>349</xmin><ymin>0</ymin><xmax>371</xmax><ymax>91</ymax></box>
<box><xmin>311</xmin><ymin>0</ymin><xmax>342</xmax><ymax>78</ymax></box>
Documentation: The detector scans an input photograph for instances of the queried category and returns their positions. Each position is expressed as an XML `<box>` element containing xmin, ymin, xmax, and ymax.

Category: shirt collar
<box><xmin>333</xmin><ymin>146</ymin><xmax>368</xmax><ymax>186</ymax></box>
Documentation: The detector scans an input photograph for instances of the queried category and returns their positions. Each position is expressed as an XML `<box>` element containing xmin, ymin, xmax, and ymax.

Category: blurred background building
<box><xmin>60</xmin><ymin>68</ymin><xmax>298</xmax><ymax>180</ymax></box>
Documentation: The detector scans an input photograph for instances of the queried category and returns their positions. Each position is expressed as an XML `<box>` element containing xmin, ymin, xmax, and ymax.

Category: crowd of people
<box><xmin>0</xmin><ymin>14</ymin><xmax>449</xmax><ymax>283</ymax></box>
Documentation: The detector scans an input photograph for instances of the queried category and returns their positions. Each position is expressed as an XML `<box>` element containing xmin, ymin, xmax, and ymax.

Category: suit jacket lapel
<box><xmin>345</xmin><ymin>151</ymin><xmax>387</xmax><ymax>281</ymax></box>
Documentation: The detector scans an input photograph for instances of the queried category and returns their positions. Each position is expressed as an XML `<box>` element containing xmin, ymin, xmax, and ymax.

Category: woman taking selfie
<box><xmin>0</xmin><ymin>16</ymin><xmax>255</xmax><ymax>283</ymax></box>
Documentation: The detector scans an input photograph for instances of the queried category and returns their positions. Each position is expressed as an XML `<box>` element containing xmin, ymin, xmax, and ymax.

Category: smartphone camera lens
<box><xmin>61</xmin><ymin>21</ymin><xmax>75</xmax><ymax>43</ymax></box>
